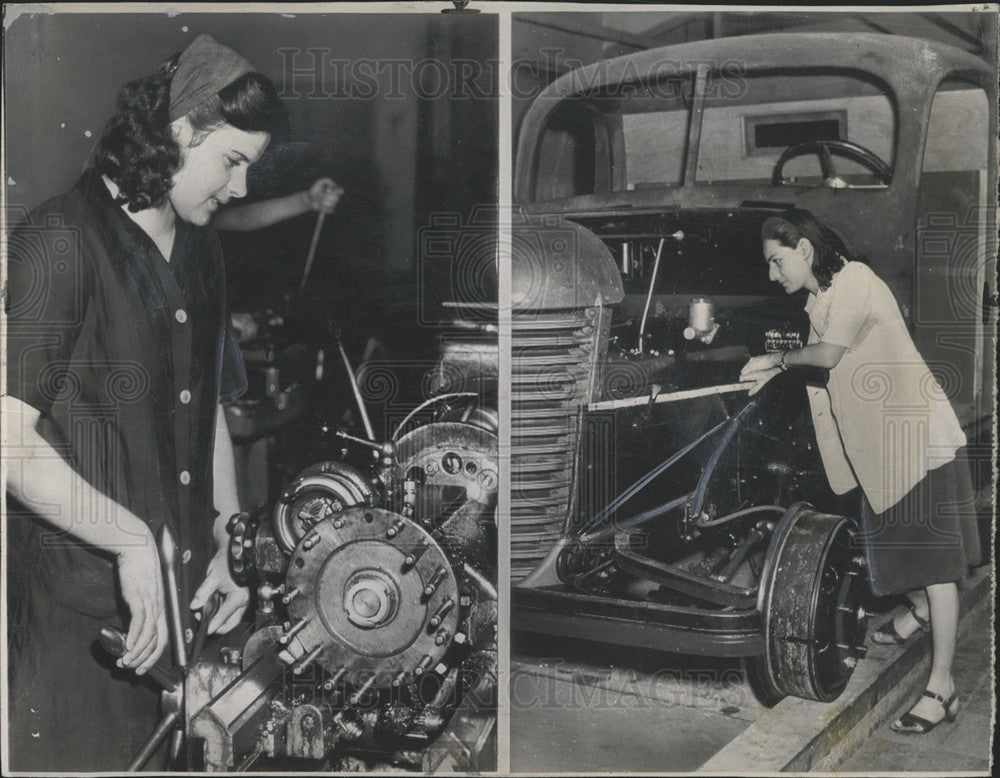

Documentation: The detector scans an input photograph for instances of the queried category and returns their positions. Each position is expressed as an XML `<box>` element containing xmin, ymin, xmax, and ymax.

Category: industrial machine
<box><xmin>102</xmin><ymin>326</ymin><xmax>498</xmax><ymax>772</ymax></box>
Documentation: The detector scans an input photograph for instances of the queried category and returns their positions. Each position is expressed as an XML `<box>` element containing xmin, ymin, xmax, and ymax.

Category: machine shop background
<box><xmin>4</xmin><ymin>11</ymin><xmax>500</xmax><ymax>509</ymax></box>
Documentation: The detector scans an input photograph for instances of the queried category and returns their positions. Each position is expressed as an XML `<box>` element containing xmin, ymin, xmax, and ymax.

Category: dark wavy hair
<box><xmin>94</xmin><ymin>56</ymin><xmax>285</xmax><ymax>212</ymax></box>
<box><xmin>760</xmin><ymin>208</ymin><xmax>866</xmax><ymax>291</ymax></box>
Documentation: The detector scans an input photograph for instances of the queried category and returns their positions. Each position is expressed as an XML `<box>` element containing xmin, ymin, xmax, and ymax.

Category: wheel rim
<box><xmin>760</xmin><ymin>506</ymin><xmax>869</xmax><ymax>702</ymax></box>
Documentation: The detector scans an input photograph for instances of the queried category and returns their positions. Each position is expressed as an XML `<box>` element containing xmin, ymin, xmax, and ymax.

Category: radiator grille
<box><xmin>511</xmin><ymin>308</ymin><xmax>604</xmax><ymax>582</ymax></box>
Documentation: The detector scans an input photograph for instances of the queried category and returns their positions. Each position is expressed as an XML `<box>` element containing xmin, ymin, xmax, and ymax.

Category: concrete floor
<box><xmin>510</xmin><ymin>637</ymin><xmax>760</xmax><ymax>772</ymax></box>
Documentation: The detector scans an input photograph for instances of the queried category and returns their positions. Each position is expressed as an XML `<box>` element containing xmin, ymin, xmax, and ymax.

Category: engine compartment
<box><xmin>576</xmin><ymin>208</ymin><xmax>808</xmax><ymax>391</ymax></box>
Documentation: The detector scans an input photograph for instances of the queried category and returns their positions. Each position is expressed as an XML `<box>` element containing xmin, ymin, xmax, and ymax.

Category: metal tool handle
<box><xmin>335</xmin><ymin>429</ymin><xmax>382</xmax><ymax>451</ymax></box>
<box><xmin>158</xmin><ymin>524</ymin><xmax>188</xmax><ymax>669</ymax></box>
<box><xmin>191</xmin><ymin>591</ymin><xmax>221</xmax><ymax>664</ymax></box>
<box><xmin>336</xmin><ymin>338</ymin><xmax>376</xmax><ymax>442</ymax></box>
<box><xmin>299</xmin><ymin>210</ymin><xmax>327</xmax><ymax>293</ymax></box>
<box><xmin>98</xmin><ymin>627</ymin><xmax>178</xmax><ymax>691</ymax></box>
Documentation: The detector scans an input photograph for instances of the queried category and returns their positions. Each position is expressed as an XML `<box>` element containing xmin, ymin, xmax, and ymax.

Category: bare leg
<box><xmin>925</xmin><ymin>582</ymin><xmax>958</xmax><ymax>697</ymax></box>
<box><xmin>896</xmin><ymin>589</ymin><xmax>930</xmax><ymax>635</ymax></box>
<box><xmin>892</xmin><ymin>582</ymin><xmax>959</xmax><ymax>727</ymax></box>
<box><xmin>880</xmin><ymin>588</ymin><xmax>930</xmax><ymax>640</ymax></box>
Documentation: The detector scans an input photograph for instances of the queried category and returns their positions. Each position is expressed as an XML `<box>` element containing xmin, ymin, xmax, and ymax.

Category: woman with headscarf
<box><xmin>739</xmin><ymin>208</ymin><xmax>980</xmax><ymax>735</ymax></box>
<box><xmin>4</xmin><ymin>34</ymin><xmax>283</xmax><ymax>769</ymax></box>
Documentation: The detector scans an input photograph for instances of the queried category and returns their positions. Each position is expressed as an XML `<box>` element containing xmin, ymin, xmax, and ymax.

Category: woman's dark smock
<box><xmin>5</xmin><ymin>169</ymin><xmax>246</xmax><ymax>770</ymax></box>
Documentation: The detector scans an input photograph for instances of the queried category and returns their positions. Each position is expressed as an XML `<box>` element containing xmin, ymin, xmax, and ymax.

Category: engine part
<box><xmin>279</xmin><ymin>506</ymin><xmax>461</xmax><ymax>687</ymax></box>
<box><xmin>394</xmin><ymin>422</ymin><xmax>498</xmax><ymax>574</ymax></box>
<box><xmin>272</xmin><ymin>461</ymin><xmax>378</xmax><ymax>554</ymax></box>
<box><xmin>103</xmin><ymin>406</ymin><xmax>496</xmax><ymax>772</ymax></box>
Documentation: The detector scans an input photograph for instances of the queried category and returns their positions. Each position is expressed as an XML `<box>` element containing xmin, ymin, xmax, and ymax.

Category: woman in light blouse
<box><xmin>740</xmin><ymin>208</ymin><xmax>980</xmax><ymax>735</ymax></box>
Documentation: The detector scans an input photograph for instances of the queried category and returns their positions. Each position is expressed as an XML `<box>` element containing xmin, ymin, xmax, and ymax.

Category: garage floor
<box><xmin>510</xmin><ymin>638</ymin><xmax>761</xmax><ymax>772</ymax></box>
<box><xmin>511</xmin><ymin>569</ymin><xmax>992</xmax><ymax>774</ymax></box>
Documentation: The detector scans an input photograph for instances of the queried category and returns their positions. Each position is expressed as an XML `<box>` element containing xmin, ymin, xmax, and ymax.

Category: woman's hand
<box><xmin>307</xmin><ymin>178</ymin><xmax>344</xmax><ymax>214</ymax></box>
<box><xmin>116</xmin><ymin>534</ymin><xmax>168</xmax><ymax>675</ymax></box>
<box><xmin>741</xmin><ymin>367</ymin><xmax>782</xmax><ymax>396</ymax></box>
<box><xmin>230</xmin><ymin>311</ymin><xmax>259</xmax><ymax>343</ymax></box>
<box><xmin>741</xmin><ymin>353</ymin><xmax>780</xmax><ymax>377</ymax></box>
<box><xmin>190</xmin><ymin>548</ymin><xmax>249</xmax><ymax>634</ymax></box>
<box><xmin>740</xmin><ymin>353</ymin><xmax>783</xmax><ymax>397</ymax></box>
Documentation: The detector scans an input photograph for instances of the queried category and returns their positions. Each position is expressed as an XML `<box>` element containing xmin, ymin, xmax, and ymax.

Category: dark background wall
<box><xmin>5</xmin><ymin>10</ymin><xmax>498</xmax><ymax>326</ymax></box>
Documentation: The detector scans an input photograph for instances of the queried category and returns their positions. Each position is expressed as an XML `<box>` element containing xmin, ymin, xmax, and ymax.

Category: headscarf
<box><xmin>168</xmin><ymin>34</ymin><xmax>254</xmax><ymax>121</ymax></box>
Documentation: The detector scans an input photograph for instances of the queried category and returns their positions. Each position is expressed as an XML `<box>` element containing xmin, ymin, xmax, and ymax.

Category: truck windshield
<box><xmin>619</xmin><ymin>70</ymin><xmax>896</xmax><ymax>190</ymax></box>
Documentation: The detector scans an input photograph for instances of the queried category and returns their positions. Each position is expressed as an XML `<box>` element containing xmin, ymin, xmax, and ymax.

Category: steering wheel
<box><xmin>772</xmin><ymin>140</ymin><xmax>892</xmax><ymax>188</ymax></box>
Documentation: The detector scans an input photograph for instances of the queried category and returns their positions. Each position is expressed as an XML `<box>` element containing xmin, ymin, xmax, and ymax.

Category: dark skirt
<box><xmin>857</xmin><ymin>451</ymin><xmax>982</xmax><ymax>597</ymax></box>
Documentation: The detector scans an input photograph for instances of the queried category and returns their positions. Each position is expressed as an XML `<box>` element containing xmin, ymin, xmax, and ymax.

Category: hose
<box><xmin>696</xmin><ymin>504</ymin><xmax>786</xmax><ymax>528</ymax></box>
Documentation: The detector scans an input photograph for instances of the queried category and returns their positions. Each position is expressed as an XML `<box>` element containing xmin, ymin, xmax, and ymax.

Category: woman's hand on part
<box><xmin>230</xmin><ymin>312</ymin><xmax>259</xmax><ymax>343</ymax></box>
<box><xmin>740</xmin><ymin>353</ymin><xmax>780</xmax><ymax>379</ymax></box>
<box><xmin>742</xmin><ymin>367</ymin><xmax>782</xmax><ymax>396</ymax></box>
<box><xmin>190</xmin><ymin>548</ymin><xmax>249</xmax><ymax>634</ymax></box>
<box><xmin>307</xmin><ymin>178</ymin><xmax>345</xmax><ymax>214</ymax></box>
<box><xmin>116</xmin><ymin>534</ymin><xmax>169</xmax><ymax>675</ymax></box>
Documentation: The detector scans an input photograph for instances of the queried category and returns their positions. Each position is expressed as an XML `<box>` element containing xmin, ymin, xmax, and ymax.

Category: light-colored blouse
<box><xmin>804</xmin><ymin>261</ymin><xmax>966</xmax><ymax>514</ymax></box>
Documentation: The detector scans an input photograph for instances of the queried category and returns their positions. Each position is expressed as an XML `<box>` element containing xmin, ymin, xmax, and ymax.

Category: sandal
<box><xmin>871</xmin><ymin>606</ymin><xmax>929</xmax><ymax>645</ymax></box>
<box><xmin>890</xmin><ymin>689</ymin><xmax>959</xmax><ymax>735</ymax></box>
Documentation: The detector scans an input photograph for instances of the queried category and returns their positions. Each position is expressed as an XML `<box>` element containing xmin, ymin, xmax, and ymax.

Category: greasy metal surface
<box><xmin>282</xmin><ymin>506</ymin><xmax>459</xmax><ymax>687</ymax></box>
<box><xmin>272</xmin><ymin>461</ymin><xmax>377</xmax><ymax>554</ymax></box>
<box><xmin>614</xmin><ymin>529</ymin><xmax>758</xmax><ymax>609</ymax></box>
<box><xmin>758</xmin><ymin>505</ymin><xmax>866</xmax><ymax>702</ymax></box>
<box><xmin>189</xmin><ymin>650</ymin><xmax>285</xmax><ymax>771</ymax></box>
<box><xmin>513</xmin><ymin>586</ymin><xmax>764</xmax><ymax>657</ymax></box>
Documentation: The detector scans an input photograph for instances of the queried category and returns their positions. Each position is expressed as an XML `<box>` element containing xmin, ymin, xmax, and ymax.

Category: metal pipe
<box><xmin>337</xmin><ymin>338</ymin><xmax>376</xmax><ymax>442</ymax></box>
<box><xmin>127</xmin><ymin>710</ymin><xmax>181</xmax><ymax>771</ymax></box>
<box><xmin>696</xmin><ymin>504</ymin><xmax>786</xmax><ymax>528</ymax></box>
<box><xmin>588</xmin><ymin>381</ymin><xmax>750</xmax><ymax>412</ymax></box>
<box><xmin>579</xmin><ymin>492</ymin><xmax>693</xmax><ymax>545</ymax></box>
<box><xmin>637</xmin><ymin>238</ymin><xmax>666</xmax><ymax>353</ymax></box>
<box><xmin>713</xmin><ymin>528</ymin><xmax>765</xmax><ymax>583</ymax></box>
<box><xmin>577</xmin><ymin>418</ymin><xmax>729</xmax><ymax>537</ymax></box>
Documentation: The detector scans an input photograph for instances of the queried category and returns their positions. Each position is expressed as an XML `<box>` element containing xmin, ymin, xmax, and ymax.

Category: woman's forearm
<box><xmin>212</xmin><ymin>404</ymin><xmax>241</xmax><ymax>547</ymax></box>
<box><xmin>1</xmin><ymin>394</ymin><xmax>152</xmax><ymax>555</ymax></box>
<box><xmin>757</xmin><ymin>341</ymin><xmax>846</xmax><ymax>371</ymax></box>
<box><xmin>211</xmin><ymin>191</ymin><xmax>311</xmax><ymax>232</ymax></box>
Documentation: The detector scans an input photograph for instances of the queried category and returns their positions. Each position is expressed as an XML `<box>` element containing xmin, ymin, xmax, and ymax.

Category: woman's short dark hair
<box><xmin>95</xmin><ymin>57</ymin><xmax>285</xmax><ymax>212</ymax></box>
<box><xmin>760</xmin><ymin>208</ymin><xmax>865</xmax><ymax>291</ymax></box>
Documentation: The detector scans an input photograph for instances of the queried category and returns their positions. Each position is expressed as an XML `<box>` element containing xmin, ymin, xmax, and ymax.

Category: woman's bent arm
<box><xmin>1</xmin><ymin>393</ymin><xmax>167</xmax><ymax>674</ymax></box>
<box><xmin>741</xmin><ymin>341</ymin><xmax>847</xmax><ymax>376</ymax></box>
